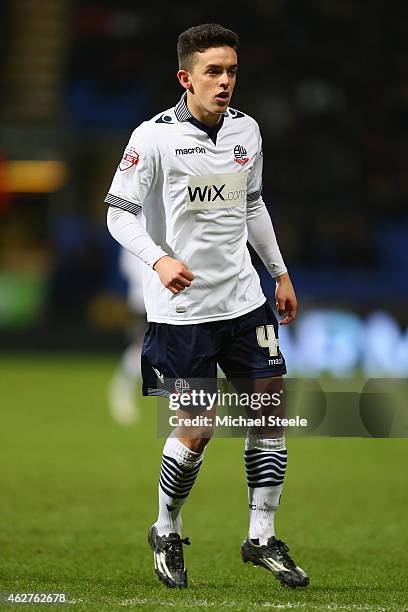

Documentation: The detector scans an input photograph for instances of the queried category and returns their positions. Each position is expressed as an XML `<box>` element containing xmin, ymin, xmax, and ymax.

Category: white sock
<box><xmin>155</xmin><ymin>436</ymin><xmax>203</xmax><ymax>537</ymax></box>
<box><xmin>245</xmin><ymin>434</ymin><xmax>287</xmax><ymax>545</ymax></box>
<box><xmin>122</xmin><ymin>344</ymin><xmax>141</xmax><ymax>379</ymax></box>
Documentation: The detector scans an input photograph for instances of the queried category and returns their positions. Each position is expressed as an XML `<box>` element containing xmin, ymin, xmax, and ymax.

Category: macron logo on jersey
<box><xmin>175</xmin><ymin>146</ymin><xmax>206</xmax><ymax>155</ymax></box>
<box><xmin>185</xmin><ymin>173</ymin><xmax>247</xmax><ymax>210</ymax></box>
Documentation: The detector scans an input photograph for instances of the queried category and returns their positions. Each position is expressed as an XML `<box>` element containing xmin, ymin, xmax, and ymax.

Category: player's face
<box><xmin>179</xmin><ymin>46</ymin><xmax>238</xmax><ymax>126</ymax></box>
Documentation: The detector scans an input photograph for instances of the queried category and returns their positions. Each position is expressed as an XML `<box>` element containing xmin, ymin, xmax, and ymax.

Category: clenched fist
<box><xmin>153</xmin><ymin>256</ymin><xmax>194</xmax><ymax>295</ymax></box>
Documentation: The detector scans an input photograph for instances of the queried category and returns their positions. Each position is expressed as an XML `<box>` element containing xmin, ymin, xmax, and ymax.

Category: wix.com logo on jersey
<box><xmin>185</xmin><ymin>173</ymin><xmax>247</xmax><ymax>210</ymax></box>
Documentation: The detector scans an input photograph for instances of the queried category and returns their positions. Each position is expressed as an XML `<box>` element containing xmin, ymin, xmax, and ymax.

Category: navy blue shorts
<box><xmin>142</xmin><ymin>302</ymin><xmax>287</xmax><ymax>397</ymax></box>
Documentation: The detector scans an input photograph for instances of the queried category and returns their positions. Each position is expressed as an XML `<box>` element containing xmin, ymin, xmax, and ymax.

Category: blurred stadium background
<box><xmin>0</xmin><ymin>0</ymin><xmax>407</xmax><ymax>369</ymax></box>
<box><xmin>1</xmin><ymin>1</ymin><xmax>407</xmax><ymax>609</ymax></box>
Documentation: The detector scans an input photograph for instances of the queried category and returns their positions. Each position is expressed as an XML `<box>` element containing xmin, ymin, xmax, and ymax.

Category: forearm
<box><xmin>246</xmin><ymin>199</ymin><xmax>287</xmax><ymax>278</ymax></box>
<box><xmin>107</xmin><ymin>205</ymin><xmax>167</xmax><ymax>268</ymax></box>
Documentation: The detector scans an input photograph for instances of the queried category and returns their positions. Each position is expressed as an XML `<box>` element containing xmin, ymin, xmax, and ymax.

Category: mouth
<box><xmin>215</xmin><ymin>91</ymin><xmax>229</xmax><ymax>103</ymax></box>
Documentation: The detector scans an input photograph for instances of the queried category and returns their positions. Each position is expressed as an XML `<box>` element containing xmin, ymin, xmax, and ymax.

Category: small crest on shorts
<box><xmin>119</xmin><ymin>147</ymin><xmax>139</xmax><ymax>171</ymax></box>
<box><xmin>175</xmin><ymin>378</ymin><xmax>190</xmax><ymax>394</ymax></box>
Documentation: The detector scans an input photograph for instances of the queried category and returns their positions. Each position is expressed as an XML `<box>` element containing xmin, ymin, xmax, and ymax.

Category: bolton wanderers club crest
<box><xmin>233</xmin><ymin>144</ymin><xmax>250</xmax><ymax>166</ymax></box>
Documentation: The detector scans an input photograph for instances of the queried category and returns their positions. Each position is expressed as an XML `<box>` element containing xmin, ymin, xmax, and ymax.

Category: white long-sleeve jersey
<box><xmin>106</xmin><ymin>93</ymin><xmax>287</xmax><ymax>325</ymax></box>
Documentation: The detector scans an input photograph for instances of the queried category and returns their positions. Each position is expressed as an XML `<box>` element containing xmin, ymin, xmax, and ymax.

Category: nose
<box><xmin>219</xmin><ymin>71</ymin><xmax>230</xmax><ymax>89</ymax></box>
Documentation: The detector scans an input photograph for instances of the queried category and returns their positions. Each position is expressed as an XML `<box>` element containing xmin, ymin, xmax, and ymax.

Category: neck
<box><xmin>185</xmin><ymin>92</ymin><xmax>222</xmax><ymax>128</ymax></box>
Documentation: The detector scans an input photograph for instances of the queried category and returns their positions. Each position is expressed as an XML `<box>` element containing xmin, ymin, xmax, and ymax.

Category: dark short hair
<box><xmin>177</xmin><ymin>23</ymin><xmax>239</xmax><ymax>71</ymax></box>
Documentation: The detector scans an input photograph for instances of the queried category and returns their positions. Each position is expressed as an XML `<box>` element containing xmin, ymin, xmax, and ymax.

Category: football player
<box><xmin>106</xmin><ymin>23</ymin><xmax>308</xmax><ymax>589</ymax></box>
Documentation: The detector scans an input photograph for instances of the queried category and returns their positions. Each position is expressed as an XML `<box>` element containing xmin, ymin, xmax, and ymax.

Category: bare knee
<box><xmin>178</xmin><ymin>426</ymin><xmax>214</xmax><ymax>453</ymax></box>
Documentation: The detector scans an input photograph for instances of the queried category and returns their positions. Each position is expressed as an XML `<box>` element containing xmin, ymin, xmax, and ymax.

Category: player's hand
<box><xmin>153</xmin><ymin>255</ymin><xmax>194</xmax><ymax>295</ymax></box>
<box><xmin>275</xmin><ymin>272</ymin><xmax>297</xmax><ymax>325</ymax></box>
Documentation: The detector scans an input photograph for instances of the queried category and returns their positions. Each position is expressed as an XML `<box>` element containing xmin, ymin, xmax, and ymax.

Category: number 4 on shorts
<box><xmin>256</xmin><ymin>325</ymin><xmax>279</xmax><ymax>357</ymax></box>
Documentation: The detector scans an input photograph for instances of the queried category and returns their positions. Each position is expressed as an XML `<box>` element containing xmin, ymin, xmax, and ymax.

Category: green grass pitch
<box><xmin>0</xmin><ymin>355</ymin><xmax>407</xmax><ymax>611</ymax></box>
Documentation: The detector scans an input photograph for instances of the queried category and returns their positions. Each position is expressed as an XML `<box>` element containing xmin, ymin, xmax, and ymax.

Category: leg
<box><xmin>218</xmin><ymin>303</ymin><xmax>309</xmax><ymax>587</ymax></box>
<box><xmin>149</xmin><ymin>406</ymin><xmax>215</xmax><ymax>588</ymax></box>
<box><xmin>108</xmin><ymin>342</ymin><xmax>141</xmax><ymax>425</ymax></box>
<box><xmin>156</xmin><ymin>404</ymin><xmax>216</xmax><ymax>537</ymax></box>
<box><xmin>232</xmin><ymin>375</ymin><xmax>286</xmax><ymax>544</ymax></box>
<box><xmin>240</xmin><ymin>376</ymin><xmax>309</xmax><ymax>587</ymax></box>
<box><xmin>245</xmin><ymin>375</ymin><xmax>286</xmax><ymax>543</ymax></box>
<box><xmin>142</xmin><ymin>320</ymin><xmax>221</xmax><ymax>588</ymax></box>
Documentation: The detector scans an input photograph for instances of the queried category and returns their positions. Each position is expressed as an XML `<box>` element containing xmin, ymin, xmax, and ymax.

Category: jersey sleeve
<box><xmin>246</xmin><ymin>122</ymin><xmax>263</xmax><ymax>206</ymax></box>
<box><xmin>107</xmin><ymin>206</ymin><xmax>168</xmax><ymax>268</ymax></box>
<box><xmin>104</xmin><ymin>123</ymin><xmax>159</xmax><ymax>215</ymax></box>
<box><xmin>246</xmin><ymin>122</ymin><xmax>287</xmax><ymax>278</ymax></box>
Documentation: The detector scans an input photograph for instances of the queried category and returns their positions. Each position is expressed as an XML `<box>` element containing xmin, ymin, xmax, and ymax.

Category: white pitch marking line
<box><xmin>119</xmin><ymin>600</ymin><xmax>402</xmax><ymax>610</ymax></box>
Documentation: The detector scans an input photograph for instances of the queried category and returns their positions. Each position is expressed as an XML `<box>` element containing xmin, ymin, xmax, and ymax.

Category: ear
<box><xmin>177</xmin><ymin>69</ymin><xmax>192</xmax><ymax>91</ymax></box>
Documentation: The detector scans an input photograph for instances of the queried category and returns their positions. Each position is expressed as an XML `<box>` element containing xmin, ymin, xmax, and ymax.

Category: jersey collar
<box><xmin>175</xmin><ymin>92</ymin><xmax>193</xmax><ymax>121</ymax></box>
<box><xmin>174</xmin><ymin>92</ymin><xmax>227</xmax><ymax>144</ymax></box>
